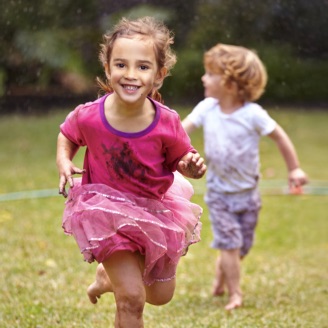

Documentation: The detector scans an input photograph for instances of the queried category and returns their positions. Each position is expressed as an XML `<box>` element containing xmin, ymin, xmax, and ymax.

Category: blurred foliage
<box><xmin>259</xmin><ymin>45</ymin><xmax>328</xmax><ymax>103</ymax></box>
<box><xmin>0</xmin><ymin>0</ymin><xmax>327</xmax><ymax>107</ymax></box>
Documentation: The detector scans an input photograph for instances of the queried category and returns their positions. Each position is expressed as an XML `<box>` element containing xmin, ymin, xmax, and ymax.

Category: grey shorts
<box><xmin>205</xmin><ymin>189</ymin><xmax>261</xmax><ymax>257</ymax></box>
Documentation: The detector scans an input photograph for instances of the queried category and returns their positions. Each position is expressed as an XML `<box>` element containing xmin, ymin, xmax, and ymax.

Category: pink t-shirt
<box><xmin>60</xmin><ymin>94</ymin><xmax>195</xmax><ymax>199</ymax></box>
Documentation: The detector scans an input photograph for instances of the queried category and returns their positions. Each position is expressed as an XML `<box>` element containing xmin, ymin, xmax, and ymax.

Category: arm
<box><xmin>177</xmin><ymin>152</ymin><xmax>207</xmax><ymax>179</ymax></box>
<box><xmin>179</xmin><ymin>116</ymin><xmax>206</xmax><ymax>178</ymax></box>
<box><xmin>56</xmin><ymin>132</ymin><xmax>85</xmax><ymax>197</ymax></box>
<box><xmin>181</xmin><ymin>116</ymin><xmax>198</xmax><ymax>135</ymax></box>
<box><xmin>268</xmin><ymin>124</ymin><xmax>308</xmax><ymax>188</ymax></box>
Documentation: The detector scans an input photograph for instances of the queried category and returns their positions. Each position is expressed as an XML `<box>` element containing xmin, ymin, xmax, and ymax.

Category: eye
<box><xmin>116</xmin><ymin>63</ymin><xmax>125</xmax><ymax>68</ymax></box>
<box><xmin>140</xmin><ymin>65</ymin><xmax>149</xmax><ymax>71</ymax></box>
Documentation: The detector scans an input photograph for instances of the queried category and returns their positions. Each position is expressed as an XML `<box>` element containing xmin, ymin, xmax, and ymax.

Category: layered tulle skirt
<box><xmin>62</xmin><ymin>173</ymin><xmax>202</xmax><ymax>285</ymax></box>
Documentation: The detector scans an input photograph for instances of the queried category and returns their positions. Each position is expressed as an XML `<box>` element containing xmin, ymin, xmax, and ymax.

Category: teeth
<box><xmin>124</xmin><ymin>85</ymin><xmax>138</xmax><ymax>90</ymax></box>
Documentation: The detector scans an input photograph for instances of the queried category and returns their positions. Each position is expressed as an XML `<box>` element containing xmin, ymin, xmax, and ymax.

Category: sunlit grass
<box><xmin>0</xmin><ymin>107</ymin><xmax>327</xmax><ymax>327</ymax></box>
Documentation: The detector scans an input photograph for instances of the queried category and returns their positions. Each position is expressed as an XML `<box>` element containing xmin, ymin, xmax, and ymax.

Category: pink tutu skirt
<box><xmin>62</xmin><ymin>172</ymin><xmax>202</xmax><ymax>285</ymax></box>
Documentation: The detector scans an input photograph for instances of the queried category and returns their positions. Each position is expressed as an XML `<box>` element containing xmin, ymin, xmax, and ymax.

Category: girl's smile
<box><xmin>107</xmin><ymin>37</ymin><xmax>161</xmax><ymax>106</ymax></box>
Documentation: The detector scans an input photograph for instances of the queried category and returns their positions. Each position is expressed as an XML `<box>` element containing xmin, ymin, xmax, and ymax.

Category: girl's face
<box><xmin>201</xmin><ymin>71</ymin><xmax>227</xmax><ymax>100</ymax></box>
<box><xmin>106</xmin><ymin>36</ymin><xmax>164</xmax><ymax>106</ymax></box>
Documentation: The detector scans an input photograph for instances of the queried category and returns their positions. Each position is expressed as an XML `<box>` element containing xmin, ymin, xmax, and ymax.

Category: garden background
<box><xmin>0</xmin><ymin>1</ymin><xmax>327</xmax><ymax>327</ymax></box>
<box><xmin>1</xmin><ymin>0</ymin><xmax>328</xmax><ymax>111</ymax></box>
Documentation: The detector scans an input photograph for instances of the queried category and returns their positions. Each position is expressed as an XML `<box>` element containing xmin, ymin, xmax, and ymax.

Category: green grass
<box><xmin>0</xmin><ymin>107</ymin><xmax>327</xmax><ymax>327</ymax></box>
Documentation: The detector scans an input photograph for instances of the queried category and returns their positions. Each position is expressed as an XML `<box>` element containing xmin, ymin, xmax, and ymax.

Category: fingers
<box><xmin>73</xmin><ymin>167</ymin><xmax>86</xmax><ymax>175</ymax></box>
<box><xmin>58</xmin><ymin>174</ymin><xmax>74</xmax><ymax>198</ymax></box>
<box><xmin>58</xmin><ymin>175</ymin><xmax>68</xmax><ymax>198</ymax></box>
<box><xmin>57</xmin><ymin>167</ymin><xmax>86</xmax><ymax>198</ymax></box>
<box><xmin>196</xmin><ymin>163</ymin><xmax>207</xmax><ymax>178</ymax></box>
<box><xmin>178</xmin><ymin>152</ymin><xmax>207</xmax><ymax>179</ymax></box>
<box><xmin>288</xmin><ymin>168</ymin><xmax>308</xmax><ymax>195</ymax></box>
<box><xmin>184</xmin><ymin>152</ymin><xmax>204</xmax><ymax>166</ymax></box>
<box><xmin>190</xmin><ymin>153</ymin><xmax>206</xmax><ymax>176</ymax></box>
<box><xmin>189</xmin><ymin>152</ymin><xmax>202</xmax><ymax>165</ymax></box>
<box><xmin>195</xmin><ymin>156</ymin><xmax>205</xmax><ymax>169</ymax></box>
<box><xmin>59</xmin><ymin>174</ymin><xmax>75</xmax><ymax>198</ymax></box>
<box><xmin>288</xmin><ymin>168</ymin><xmax>308</xmax><ymax>187</ymax></box>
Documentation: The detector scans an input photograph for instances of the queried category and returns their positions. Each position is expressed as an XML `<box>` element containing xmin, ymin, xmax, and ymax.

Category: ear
<box><xmin>104</xmin><ymin>63</ymin><xmax>111</xmax><ymax>79</ymax></box>
<box><xmin>156</xmin><ymin>67</ymin><xmax>167</xmax><ymax>84</ymax></box>
<box><xmin>225</xmin><ymin>79</ymin><xmax>238</xmax><ymax>93</ymax></box>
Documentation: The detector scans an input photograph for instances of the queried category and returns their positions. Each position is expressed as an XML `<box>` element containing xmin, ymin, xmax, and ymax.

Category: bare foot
<box><xmin>87</xmin><ymin>264</ymin><xmax>113</xmax><ymax>304</ymax></box>
<box><xmin>225</xmin><ymin>293</ymin><xmax>242</xmax><ymax>311</ymax></box>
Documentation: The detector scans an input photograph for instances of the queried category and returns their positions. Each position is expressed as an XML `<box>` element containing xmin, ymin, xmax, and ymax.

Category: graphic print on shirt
<box><xmin>101</xmin><ymin>142</ymin><xmax>148</xmax><ymax>183</ymax></box>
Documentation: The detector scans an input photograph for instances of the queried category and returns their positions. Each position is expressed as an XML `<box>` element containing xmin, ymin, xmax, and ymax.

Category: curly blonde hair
<box><xmin>204</xmin><ymin>44</ymin><xmax>267</xmax><ymax>102</ymax></box>
<box><xmin>97</xmin><ymin>16</ymin><xmax>177</xmax><ymax>103</ymax></box>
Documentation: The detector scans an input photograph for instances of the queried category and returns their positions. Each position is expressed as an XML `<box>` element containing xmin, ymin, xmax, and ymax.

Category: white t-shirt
<box><xmin>187</xmin><ymin>97</ymin><xmax>276</xmax><ymax>193</ymax></box>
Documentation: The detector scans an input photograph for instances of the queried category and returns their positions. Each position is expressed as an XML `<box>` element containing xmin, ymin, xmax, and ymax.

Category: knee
<box><xmin>146</xmin><ymin>283</ymin><xmax>175</xmax><ymax>306</ymax></box>
<box><xmin>149</xmin><ymin>292</ymin><xmax>173</xmax><ymax>306</ymax></box>
<box><xmin>115</xmin><ymin>289</ymin><xmax>145</xmax><ymax>316</ymax></box>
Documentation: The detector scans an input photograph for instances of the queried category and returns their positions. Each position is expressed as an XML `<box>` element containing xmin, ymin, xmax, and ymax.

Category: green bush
<box><xmin>162</xmin><ymin>48</ymin><xmax>204</xmax><ymax>103</ymax></box>
<box><xmin>163</xmin><ymin>44</ymin><xmax>328</xmax><ymax>105</ymax></box>
<box><xmin>259</xmin><ymin>45</ymin><xmax>328</xmax><ymax>103</ymax></box>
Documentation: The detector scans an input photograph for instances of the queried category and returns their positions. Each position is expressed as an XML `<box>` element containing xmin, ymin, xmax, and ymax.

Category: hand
<box><xmin>57</xmin><ymin>159</ymin><xmax>85</xmax><ymax>198</ymax></box>
<box><xmin>177</xmin><ymin>152</ymin><xmax>206</xmax><ymax>179</ymax></box>
<box><xmin>288</xmin><ymin>167</ymin><xmax>308</xmax><ymax>189</ymax></box>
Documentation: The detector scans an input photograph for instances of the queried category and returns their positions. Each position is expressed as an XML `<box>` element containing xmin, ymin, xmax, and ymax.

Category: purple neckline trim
<box><xmin>99</xmin><ymin>94</ymin><xmax>160</xmax><ymax>138</ymax></box>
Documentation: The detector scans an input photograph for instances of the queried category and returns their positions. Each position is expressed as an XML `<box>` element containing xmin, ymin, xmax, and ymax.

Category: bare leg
<box><xmin>212</xmin><ymin>255</ymin><xmax>225</xmax><ymax>296</ymax></box>
<box><xmin>144</xmin><ymin>278</ymin><xmax>175</xmax><ymax>305</ymax></box>
<box><xmin>87</xmin><ymin>263</ymin><xmax>113</xmax><ymax>304</ymax></box>
<box><xmin>87</xmin><ymin>257</ymin><xmax>176</xmax><ymax>306</ymax></box>
<box><xmin>102</xmin><ymin>251</ymin><xmax>146</xmax><ymax>328</ymax></box>
<box><xmin>220</xmin><ymin>249</ymin><xmax>243</xmax><ymax>310</ymax></box>
<box><xmin>97</xmin><ymin>251</ymin><xmax>176</xmax><ymax>327</ymax></box>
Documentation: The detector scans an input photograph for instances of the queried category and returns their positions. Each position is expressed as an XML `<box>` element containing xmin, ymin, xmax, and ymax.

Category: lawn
<box><xmin>0</xmin><ymin>106</ymin><xmax>327</xmax><ymax>327</ymax></box>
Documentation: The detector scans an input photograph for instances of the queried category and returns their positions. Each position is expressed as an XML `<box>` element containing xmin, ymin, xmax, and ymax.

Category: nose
<box><xmin>125</xmin><ymin>67</ymin><xmax>136</xmax><ymax>80</ymax></box>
